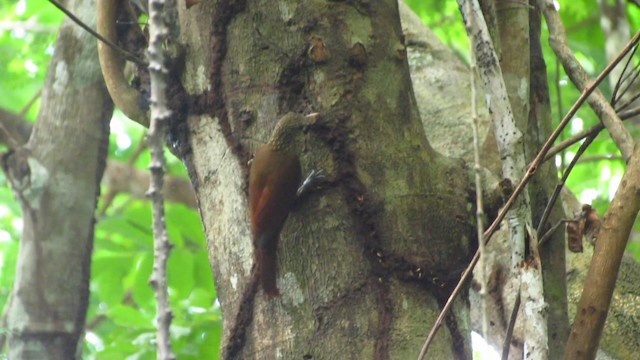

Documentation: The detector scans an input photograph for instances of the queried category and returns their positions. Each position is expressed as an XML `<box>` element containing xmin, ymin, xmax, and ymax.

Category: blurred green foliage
<box><xmin>0</xmin><ymin>0</ymin><xmax>639</xmax><ymax>359</ymax></box>
<box><xmin>0</xmin><ymin>1</ymin><xmax>220</xmax><ymax>359</ymax></box>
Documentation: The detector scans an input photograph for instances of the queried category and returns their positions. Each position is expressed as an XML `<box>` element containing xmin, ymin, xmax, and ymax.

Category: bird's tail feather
<box><xmin>256</xmin><ymin>245</ymin><xmax>280</xmax><ymax>297</ymax></box>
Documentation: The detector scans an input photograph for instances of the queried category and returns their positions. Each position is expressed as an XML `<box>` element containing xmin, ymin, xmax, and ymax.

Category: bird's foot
<box><xmin>296</xmin><ymin>169</ymin><xmax>325</xmax><ymax>197</ymax></box>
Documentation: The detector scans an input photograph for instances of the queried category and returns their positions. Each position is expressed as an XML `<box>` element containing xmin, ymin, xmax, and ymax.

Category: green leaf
<box><xmin>193</xmin><ymin>251</ymin><xmax>216</xmax><ymax>294</ymax></box>
<box><xmin>107</xmin><ymin>304</ymin><xmax>153</xmax><ymax>328</ymax></box>
<box><xmin>97</xmin><ymin>216</ymin><xmax>153</xmax><ymax>250</ymax></box>
<box><xmin>185</xmin><ymin>288</ymin><xmax>215</xmax><ymax>309</ymax></box>
<box><xmin>166</xmin><ymin>204</ymin><xmax>206</xmax><ymax>247</ymax></box>
<box><xmin>200</xmin><ymin>320</ymin><xmax>222</xmax><ymax>359</ymax></box>
<box><xmin>96</xmin><ymin>339</ymin><xmax>139</xmax><ymax>360</ymax></box>
<box><xmin>129</xmin><ymin>252</ymin><xmax>154</xmax><ymax>311</ymax></box>
<box><xmin>92</xmin><ymin>266</ymin><xmax>125</xmax><ymax>307</ymax></box>
<box><xmin>168</xmin><ymin>249</ymin><xmax>194</xmax><ymax>299</ymax></box>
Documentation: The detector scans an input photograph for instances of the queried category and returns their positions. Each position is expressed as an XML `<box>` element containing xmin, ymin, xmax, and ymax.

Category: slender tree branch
<box><xmin>103</xmin><ymin>160</ymin><xmax>196</xmax><ymax>208</ymax></box>
<box><xmin>48</xmin><ymin>0</ymin><xmax>144</xmax><ymax>65</ymax></box>
<box><xmin>0</xmin><ymin>109</ymin><xmax>31</xmax><ymax>148</ymax></box>
<box><xmin>555</xmin><ymin>58</ymin><xmax>566</xmax><ymax>173</ymax></box>
<box><xmin>97</xmin><ymin>0</ymin><xmax>150</xmax><ymax>126</ymax></box>
<box><xmin>614</xmin><ymin>61</ymin><xmax>640</xmax><ymax>104</ymax></box>
<box><xmin>576</xmin><ymin>154</ymin><xmax>624</xmax><ymax>163</ymax></box>
<box><xmin>536</xmin><ymin>219</ymin><xmax>566</xmax><ymax>248</ymax></box>
<box><xmin>544</xmin><ymin>103</ymin><xmax>640</xmax><ymax>162</ymax></box>
<box><xmin>614</xmin><ymin>80</ymin><xmax>640</xmax><ymax>112</ymax></box>
<box><xmin>536</xmin><ymin>134</ymin><xmax>597</xmax><ymax>240</ymax></box>
<box><xmin>611</xmin><ymin>43</ymin><xmax>639</xmax><ymax>106</ymax></box>
<box><xmin>146</xmin><ymin>0</ymin><xmax>175</xmax><ymax>357</ymax></box>
<box><xmin>18</xmin><ymin>90</ymin><xmax>41</xmax><ymax>118</ymax></box>
<box><xmin>538</xmin><ymin>0</ymin><xmax>636</xmax><ymax>160</ymax></box>
<box><xmin>501</xmin><ymin>290</ymin><xmax>521</xmax><ymax>360</ymax></box>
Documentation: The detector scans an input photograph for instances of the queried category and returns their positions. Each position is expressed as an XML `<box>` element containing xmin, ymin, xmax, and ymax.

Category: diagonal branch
<box><xmin>537</xmin><ymin>0</ymin><xmax>636</xmax><ymax>160</ymax></box>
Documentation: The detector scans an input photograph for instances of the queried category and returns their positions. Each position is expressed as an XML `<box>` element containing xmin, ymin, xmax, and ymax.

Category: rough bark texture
<box><xmin>526</xmin><ymin>8</ymin><xmax>569</xmax><ymax>358</ymax></box>
<box><xmin>177</xmin><ymin>0</ymin><xmax>475</xmax><ymax>358</ymax></box>
<box><xmin>2</xmin><ymin>0</ymin><xmax>112</xmax><ymax>358</ymax></box>
<box><xmin>566</xmin><ymin>245</ymin><xmax>640</xmax><ymax>360</ymax></box>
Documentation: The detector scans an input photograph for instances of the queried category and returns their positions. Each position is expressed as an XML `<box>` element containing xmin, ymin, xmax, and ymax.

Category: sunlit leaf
<box><xmin>107</xmin><ymin>304</ymin><xmax>154</xmax><ymax>328</ymax></box>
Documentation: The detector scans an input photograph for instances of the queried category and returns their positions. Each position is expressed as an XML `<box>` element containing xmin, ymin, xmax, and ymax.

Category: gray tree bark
<box><xmin>1</xmin><ymin>0</ymin><xmax>112</xmax><ymax>358</ymax></box>
<box><xmin>176</xmin><ymin>0</ymin><xmax>476</xmax><ymax>358</ymax></box>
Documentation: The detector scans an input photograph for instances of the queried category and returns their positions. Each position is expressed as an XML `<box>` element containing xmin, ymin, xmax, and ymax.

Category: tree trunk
<box><xmin>2</xmin><ymin>0</ymin><xmax>112</xmax><ymax>358</ymax></box>
<box><xmin>176</xmin><ymin>0</ymin><xmax>475</xmax><ymax>358</ymax></box>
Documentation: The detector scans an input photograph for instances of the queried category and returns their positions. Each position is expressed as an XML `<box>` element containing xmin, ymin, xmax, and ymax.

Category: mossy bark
<box><xmin>177</xmin><ymin>1</ymin><xmax>475</xmax><ymax>358</ymax></box>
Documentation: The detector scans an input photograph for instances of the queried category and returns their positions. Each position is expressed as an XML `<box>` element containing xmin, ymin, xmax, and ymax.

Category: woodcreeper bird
<box><xmin>249</xmin><ymin>112</ymin><xmax>320</xmax><ymax>297</ymax></box>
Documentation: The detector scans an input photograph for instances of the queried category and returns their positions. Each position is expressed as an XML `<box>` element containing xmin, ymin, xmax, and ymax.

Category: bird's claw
<box><xmin>297</xmin><ymin>169</ymin><xmax>325</xmax><ymax>197</ymax></box>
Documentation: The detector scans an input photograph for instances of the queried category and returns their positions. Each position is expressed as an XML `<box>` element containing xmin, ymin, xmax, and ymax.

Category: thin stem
<box><xmin>48</xmin><ymin>0</ymin><xmax>145</xmax><ymax>65</ymax></box>
<box><xmin>146</xmin><ymin>0</ymin><xmax>175</xmax><ymax>358</ymax></box>
<box><xmin>501</xmin><ymin>290</ymin><xmax>521</xmax><ymax>360</ymax></box>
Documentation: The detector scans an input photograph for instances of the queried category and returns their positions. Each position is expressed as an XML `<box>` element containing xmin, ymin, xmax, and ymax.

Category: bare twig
<box><xmin>536</xmin><ymin>133</ymin><xmax>596</xmax><ymax>240</ymax></box>
<box><xmin>617</xmin><ymin>105</ymin><xmax>640</xmax><ymax>121</ymax></box>
<box><xmin>543</xmin><ymin>35</ymin><xmax>640</xmax><ymax>163</ymax></box>
<box><xmin>555</xmin><ymin>58</ymin><xmax>566</xmax><ymax>173</ymax></box>
<box><xmin>417</xmin><ymin>13</ymin><xmax>637</xmax><ymax>360</ymax></box>
<box><xmin>611</xmin><ymin>37</ymin><xmax>640</xmax><ymax>111</ymax></box>
<box><xmin>146</xmin><ymin>0</ymin><xmax>175</xmax><ymax>358</ymax></box>
<box><xmin>611</xmin><ymin>43</ymin><xmax>639</xmax><ymax>106</ymax></box>
<box><xmin>544</xmin><ymin>102</ymin><xmax>640</xmax><ymax>162</ymax></box>
<box><xmin>501</xmin><ymin>290</ymin><xmax>521</xmax><ymax>360</ymax></box>
<box><xmin>537</xmin><ymin>219</ymin><xmax>566</xmax><ymax>249</ymax></box>
<box><xmin>614</xmin><ymin>82</ymin><xmax>640</xmax><ymax>112</ymax></box>
<box><xmin>48</xmin><ymin>0</ymin><xmax>145</xmax><ymax>65</ymax></box>
<box><xmin>18</xmin><ymin>90</ymin><xmax>41</xmax><ymax>118</ymax></box>
<box><xmin>538</xmin><ymin>0</ymin><xmax>636</xmax><ymax>160</ymax></box>
<box><xmin>577</xmin><ymin>154</ymin><xmax>624</xmax><ymax>163</ymax></box>
<box><xmin>101</xmin><ymin>160</ymin><xmax>197</xmax><ymax>212</ymax></box>
<box><xmin>614</xmin><ymin>61</ymin><xmax>640</xmax><ymax>104</ymax></box>
<box><xmin>0</xmin><ymin>117</ymin><xmax>22</xmax><ymax>149</ymax></box>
